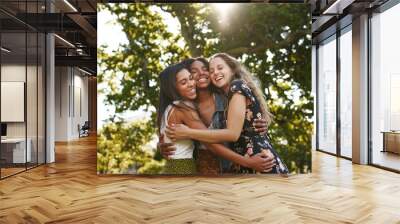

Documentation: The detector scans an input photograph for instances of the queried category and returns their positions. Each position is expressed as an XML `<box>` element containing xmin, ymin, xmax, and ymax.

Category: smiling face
<box><xmin>190</xmin><ymin>60</ymin><xmax>210</xmax><ymax>90</ymax></box>
<box><xmin>175</xmin><ymin>68</ymin><xmax>197</xmax><ymax>100</ymax></box>
<box><xmin>209</xmin><ymin>56</ymin><xmax>235</xmax><ymax>92</ymax></box>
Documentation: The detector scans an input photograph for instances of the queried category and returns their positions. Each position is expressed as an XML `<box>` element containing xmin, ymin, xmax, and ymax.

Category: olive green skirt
<box><xmin>163</xmin><ymin>158</ymin><xmax>197</xmax><ymax>175</ymax></box>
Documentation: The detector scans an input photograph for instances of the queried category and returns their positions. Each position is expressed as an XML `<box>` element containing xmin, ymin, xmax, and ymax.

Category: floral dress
<box><xmin>227</xmin><ymin>79</ymin><xmax>289</xmax><ymax>174</ymax></box>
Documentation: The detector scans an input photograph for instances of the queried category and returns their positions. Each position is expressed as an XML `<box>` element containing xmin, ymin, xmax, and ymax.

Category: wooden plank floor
<box><xmin>1</xmin><ymin>167</ymin><xmax>26</xmax><ymax>177</ymax></box>
<box><xmin>0</xmin><ymin>136</ymin><xmax>399</xmax><ymax>224</ymax></box>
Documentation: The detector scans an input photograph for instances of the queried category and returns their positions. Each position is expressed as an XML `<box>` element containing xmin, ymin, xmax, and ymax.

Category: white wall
<box><xmin>72</xmin><ymin>72</ymin><xmax>89</xmax><ymax>138</ymax></box>
<box><xmin>1</xmin><ymin>63</ymin><xmax>46</xmax><ymax>163</ymax></box>
<box><xmin>55</xmin><ymin>67</ymin><xmax>89</xmax><ymax>141</ymax></box>
<box><xmin>1</xmin><ymin>65</ymin><xmax>32</xmax><ymax>137</ymax></box>
<box><xmin>1</xmin><ymin>65</ymin><xmax>26</xmax><ymax>140</ymax></box>
<box><xmin>55</xmin><ymin>66</ymin><xmax>69</xmax><ymax>141</ymax></box>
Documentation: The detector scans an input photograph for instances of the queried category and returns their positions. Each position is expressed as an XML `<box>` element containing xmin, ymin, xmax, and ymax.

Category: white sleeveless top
<box><xmin>160</xmin><ymin>103</ymin><xmax>195</xmax><ymax>159</ymax></box>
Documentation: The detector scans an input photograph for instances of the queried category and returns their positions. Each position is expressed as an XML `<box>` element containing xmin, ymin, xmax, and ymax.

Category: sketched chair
<box><xmin>79</xmin><ymin>121</ymin><xmax>90</xmax><ymax>138</ymax></box>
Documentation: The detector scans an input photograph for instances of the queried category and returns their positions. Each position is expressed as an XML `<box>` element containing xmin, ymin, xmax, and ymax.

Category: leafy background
<box><xmin>97</xmin><ymin>3</ymin><xmax>312</xmax><ymax>174</ymax></box>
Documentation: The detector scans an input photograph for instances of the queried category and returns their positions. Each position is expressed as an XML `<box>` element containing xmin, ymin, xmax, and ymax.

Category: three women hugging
<box><xmin>158</xmin><ymin>53</ymin><xmax>289</xmax><ymax>175</ymax></box>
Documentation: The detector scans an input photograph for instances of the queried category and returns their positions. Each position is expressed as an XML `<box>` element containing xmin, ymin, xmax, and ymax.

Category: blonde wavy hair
<box><xmin>210</xmin><ymin>53</ymin><xmax>274</xmax><ymax>127</ymax></box>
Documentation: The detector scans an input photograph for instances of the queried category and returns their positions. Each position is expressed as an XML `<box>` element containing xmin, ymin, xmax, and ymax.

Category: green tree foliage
<box><xmin>98</xmin><ymin>3</ymin><xmax>312</xmax><ymax>174</ymax></box>
<box><xmin>98</xmin><ymin>3</ymin><xmax>191</xmax><ymax>124</ymax></box>
<box><xmin>97</xmin><ymin>120</ymin><xmax>164</xmax><ymax>174</ymax></box>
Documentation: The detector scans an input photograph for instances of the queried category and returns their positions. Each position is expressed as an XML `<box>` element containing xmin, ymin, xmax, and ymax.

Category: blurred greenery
<box><xmin>97</xmin><ymin>120</ymin><xmax>164</xmax><ymax>174</ymax></box>
<box><xmin>97</xmin><ymin>3</ymin><xmax>312</xmax><ymax>174</ymax></box>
